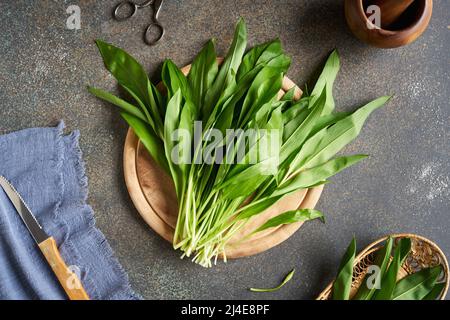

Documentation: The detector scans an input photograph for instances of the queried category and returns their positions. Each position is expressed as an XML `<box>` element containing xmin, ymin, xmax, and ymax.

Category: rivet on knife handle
<box><xmin>38</xmin><ymin>237</ymin><xmax>90</xmax><ymax>300</ymax></box>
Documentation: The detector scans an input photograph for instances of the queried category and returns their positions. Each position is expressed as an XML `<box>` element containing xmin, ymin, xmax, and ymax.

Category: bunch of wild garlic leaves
<box><xmin>89</xmin><ymin>19</ymin><xmax>389</xmax><ymax>267</ymax></box>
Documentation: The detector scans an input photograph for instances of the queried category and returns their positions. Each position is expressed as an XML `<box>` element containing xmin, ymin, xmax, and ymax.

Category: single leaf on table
<box><xmin>353</xmin><ymin>236</ymin><xmax>394</xmax><ymax>300</ymax></box>
<box><xmin>187</xmin><ymin>39</ymin><xmax>218</xmax><ymax>112</ymax></box>
<box><xmin>373</xmin><ymin>238</ymin><xmax>411</xmax><ymax>300</ymax></box>
<box><xmin>252</xmin><ymin>209</ymin><xmax>324</xmax><ymax>234</ymax></box>
<box><xmin>332</xmin><ymin>237</ymin><xmax>356</xmax><ymax>300</ymax></box>
<box><xmin>309</xmin><ymin>49</ymin><xmax>340</xmax><ymax>115</ymax></box>
<box><xmin>87</xmin><ymin>86</ymin><xmax>148</xmax><ymax>123</ymax></box>
<box><xmin>249</xmin><ymin>269</ymin><xmax>295</xmax><ymax>292</ymax></box>
<box><xmin>392</xmin><ymin>266</ymin><xmax>443</xmax><ymax>300</ymax></box>
<box><xmin>120</xmin><ymin>112</ymin><xmax>169</xmax><ymax>174</ymax></box>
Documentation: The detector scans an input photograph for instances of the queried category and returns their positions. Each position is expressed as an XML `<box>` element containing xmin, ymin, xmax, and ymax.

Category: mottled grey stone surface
<box><xmin>0</xmin><ymin>0</ymin><xmax>448</xmax><ymax>300</ymax></box>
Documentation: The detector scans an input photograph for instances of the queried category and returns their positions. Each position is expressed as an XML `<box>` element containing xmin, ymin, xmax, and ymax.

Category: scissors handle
<box><xmin>113</xmin><ymin>0</ymin><xmax>153</xmax><ymax>21</ymax></box>
<box><xmin>144</xmin><ymin>22</ymin><xmax>164</xmax><ymax>46</ymax></box>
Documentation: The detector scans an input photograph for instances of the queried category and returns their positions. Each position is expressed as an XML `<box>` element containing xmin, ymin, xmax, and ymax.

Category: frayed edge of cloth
<box><xmin>54</xmin><ymin>121</ymin><xmax>141</xmax><ymax>300</ymax></box>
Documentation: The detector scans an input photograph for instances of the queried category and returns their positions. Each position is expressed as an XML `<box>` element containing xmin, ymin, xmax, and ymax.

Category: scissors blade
<box><xmin>0</xmin><ymin>176</ymin><xmax>48</xmax><ymax>244</ymax></box>
<box><xmin>153</xmin><ymin>0</ymin><xmax>164</xmax><ymax>16</ymax></box>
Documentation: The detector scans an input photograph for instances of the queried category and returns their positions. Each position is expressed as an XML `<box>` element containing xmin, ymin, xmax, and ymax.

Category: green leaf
<box><xmin>281</xmin><ymin>87</ymin><xmax>296</xmax><ymax>101</ymax></box>
<box><xmin>309</xmin><ymin>50</ymin><xmax>340</xmax><ymax>115</ymax></box>
<box><xmin>162</xmin><ymin>59</ymin><xmax>192</xmax><ymax>102</ymax></box>
<box><xmin>332</xmin><ymin>237</ymin><xmax>356</xmax><ymax>300</ymax></box>
<box><xmin>273</xmin><ymin>155</ymin><xmax>368</xmax><ymax>197</ymax></box>
<box><xmin>237</xmin><ymin>195</ymin><xmax>285</xmax><ymax>220</ymax></box>
<box><xmin>282</xmin><ymin>97</ymin><xmax>309</xmax><ymax>124</ymax></box>
<box><xmin>279</xmin><ymin>87</ymin><xmax>327</xmax><ymax>165</ymax></box>
<box><xmin>250</xmin><ymin>269</ymin><xmax>295</xmax><ymax>292</ymax></box>
<box><xmin>238</xmin><ymin>66</ymin><xmax>283</xmax><ymax>126</ymax></box>
<box><xmin>188</xmin><ymin>39</ymin><xmax>218</xmax><ymax>112</ymax></box>
<box><xmin>422</xmin><ymin>282</ymin><xmax>445</xmax><ymax>300</ymax></box>
<box><xmin>88</xmin><ymin>86</ymin><xmax>148</xmax><ymax>123</ymax></box>
<box><xmin>94</xmin><ymin>40</ymin><xmax>163</xmax><ymax>135</ymax></box>
<box><xmin>120</xmin><ymin>112</ymin><xmax>169</xmax><ymax>174</ymax></box>
<box><xmin>204</xmin><ymin>18</ymin><xmax>247</xmax><ymax>117</ymax></box>
<box><xmin>353</xmin><ymin>237</ymin><xmax>394</xmax><ymax>300</ymax></box>
<box><xmin>308</xmin><ymin>111</ymin><xmax>352</xmax><ymax>138</ymax></box>
<box><xmin>373</xmin><ymin>238</ymin><xmax>411</xmax><ymax>300</ymax></box>
<box><xmin>164</xmin><ymin>90</ymin><xmax>184</xmax><ymax>197</ymax></box>
<box><xmin>398</xmin><ymin>238</ymin><xmax>412</xmax><ymax>265</ymax></box>
<box><xmin>283</xmin><ymin>105</ymin><xmax>309</xmax><ymax>141</ymax></box>
<box><xmin>253</xmin><ymin>209</ymin><xmax>324</xmax><ymax>234</ymax></box>
<box><xmin>293</xmin><ymin>96</ymin><xmax>390</xmax><ymax>172</ymax></box>
<box><xmin>237</xmin><ymin>39</ymin><xmax>290</xmax><ymax>81</ymax></box>
<box><xmin>176</xmin><ymin>100</ymin><xmax>196</xmax><ymax>175</ymax></box>
<box><xmin>220</xmin><ymin>157</ymin><xmax>279</xmax><ymax>199</ymax></box>
<box><xmin>392</xmin><ymin>266</ymin><xmax>443</xmax><ymax>300</ymax></box>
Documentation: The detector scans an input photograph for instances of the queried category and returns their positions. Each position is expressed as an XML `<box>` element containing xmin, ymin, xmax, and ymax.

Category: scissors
<box><xmin>113</xmin><ymin>0</ymin><xmax>165</xmax><ymax>46</ymax></box>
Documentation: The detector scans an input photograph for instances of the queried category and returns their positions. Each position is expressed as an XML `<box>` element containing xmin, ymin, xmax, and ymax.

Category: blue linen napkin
<box><xmin>0</xmin><ymin>121</ymin><xmax>139</xmax><ymax>300</ymax></box>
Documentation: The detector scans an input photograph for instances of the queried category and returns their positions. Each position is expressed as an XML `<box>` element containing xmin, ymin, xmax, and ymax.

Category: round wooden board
<box><xmin>123</xmin><ymin>62</ymin><xmax>324</xmax><ymax>259</ymax></box>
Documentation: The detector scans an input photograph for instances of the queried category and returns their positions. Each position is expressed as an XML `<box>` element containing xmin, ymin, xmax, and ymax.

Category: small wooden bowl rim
<box><xmin>316</xmin><ymin>233</ymin><xmax>450</xmax><ymax>300</ymax></box>
<box><xmin>352</xmin><ymin>0</ymin><xmax>432</xmax><ymax>35</ymax></box>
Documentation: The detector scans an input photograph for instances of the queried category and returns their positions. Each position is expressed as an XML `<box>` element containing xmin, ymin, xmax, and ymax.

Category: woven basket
<box><xmin>317</xmin><ymin>234</ymin><xmax>449</xmax><ymax>300</ymax></box>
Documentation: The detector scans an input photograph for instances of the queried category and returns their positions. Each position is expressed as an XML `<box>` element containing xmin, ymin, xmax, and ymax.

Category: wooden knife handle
<box><xmin>38</xmin><ymin>237</ymin><xmax>90</xmax><ymax>300</ymax></box>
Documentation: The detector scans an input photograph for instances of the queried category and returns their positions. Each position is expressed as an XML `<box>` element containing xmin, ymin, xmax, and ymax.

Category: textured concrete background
<box><xmin>0</xmin><ymin>0</ymin><xmax>449</xmax><ymax>299</ymax></box>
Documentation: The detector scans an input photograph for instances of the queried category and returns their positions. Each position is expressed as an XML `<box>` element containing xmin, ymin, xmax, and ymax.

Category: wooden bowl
<box><xmin>123</xmin><ymin>60</ymin><xmax>324</xmax><ymax>259</ymax></box>
<box><xmin>317</xmin><ymin>234</ymin><xmax>449</xmax><ymax>300</ymax></box>
<box><xmin>344</xmin><ymin>0</ymin><xmax>433</xmax><ymax>48</ymax></box>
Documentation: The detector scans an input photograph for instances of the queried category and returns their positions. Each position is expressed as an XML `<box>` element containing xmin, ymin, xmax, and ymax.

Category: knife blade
<box><xmin>0</xmin><ymin>176</ymin><xmax>48</xmax><ymax>243</ymax></box>
<box><xmin>0</xmin><ymin>175</ymin><xmax>89</xmax><ymax>300</ymax></box>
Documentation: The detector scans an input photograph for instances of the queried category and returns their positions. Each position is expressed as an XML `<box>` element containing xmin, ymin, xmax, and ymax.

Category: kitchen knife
<box><xmin>0</xmin><ymin>176</ymin><xmax>89</xmax><ymax>300</ymax></box>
